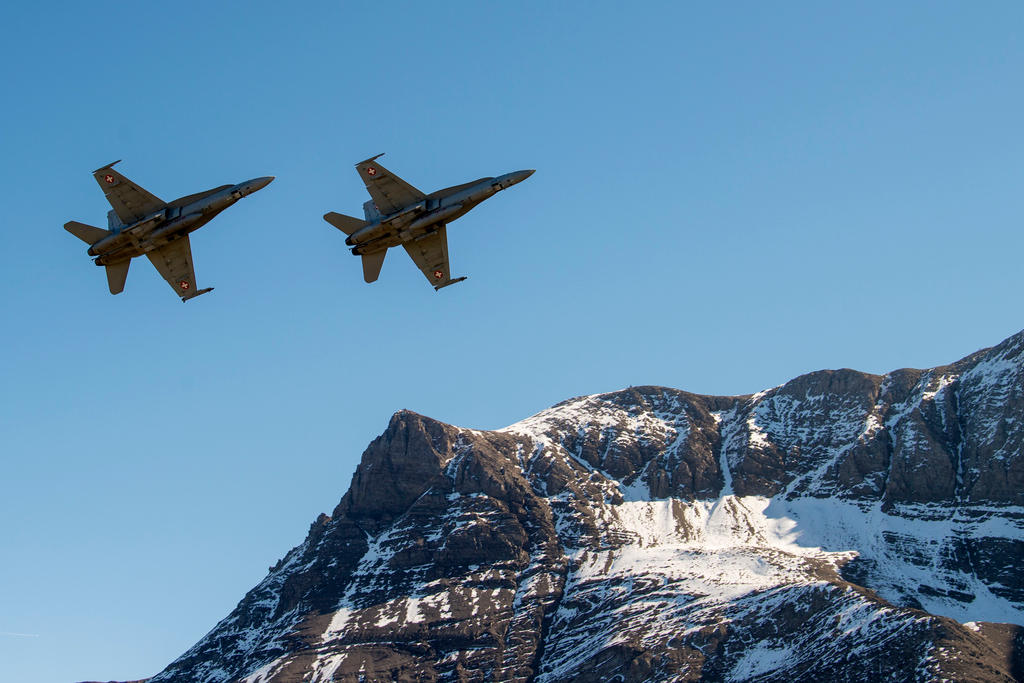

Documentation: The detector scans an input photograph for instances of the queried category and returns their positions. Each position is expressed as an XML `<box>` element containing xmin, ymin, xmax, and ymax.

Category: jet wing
<box><xmin>93</xmin><ymin>161</ymin><xmax>165</xmax><ymax>225</ymax></box>
<box><xmin>402</xmin><ymin>225</ymin><xmax>460</xmax><ymax>289</ymax></box>
<box><xmin>145</xmin><ymin>236</ymin><xmax>209</xmax><ymax>301</ymax></box>
<box><xmin>356</xmin><ymin>155</ymin><xmax>426</xmax><ymax>216</ymax></box>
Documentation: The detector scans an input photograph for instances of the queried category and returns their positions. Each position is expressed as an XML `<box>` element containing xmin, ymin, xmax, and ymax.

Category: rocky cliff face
<box><xmin>148</xmin><ymin>331</ymin><xmax>1024</xmax><ymax>682</ymax></box>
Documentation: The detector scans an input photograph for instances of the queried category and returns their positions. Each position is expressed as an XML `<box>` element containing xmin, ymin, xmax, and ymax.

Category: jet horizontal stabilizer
<box><xmin>323</xmin><ymin>212</ymin><xmax>367</xmax><ymax>235</ymax></box>
<box><xmin>434</xmin><ymin>276</ymin><xmax>467</xmax><ymax>291</ymax></box>
<box><xmin>65</xmin><ymin>221</ymin><xmax>111</xmax><ymax>245</ymax></box>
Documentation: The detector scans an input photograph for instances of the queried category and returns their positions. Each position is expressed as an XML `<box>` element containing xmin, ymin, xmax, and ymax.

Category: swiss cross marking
<box><xmin>366</xmin><ymin>167</ymin><xmax>377</xmax><ymax>176</ymax></box>
<box><xmin>179</xmin><ymin>280</ymin><xmax>190</xmax><ymax>290</ymax></box>
<box><xmin>104</xmin><ymin>174</ymin><xmax>115</xmax><ymax>184</ymax></box>
<box><xmin>433</xmin><ymin>270</ymin><xmax>444</xmax><ymax>280</ymax></box>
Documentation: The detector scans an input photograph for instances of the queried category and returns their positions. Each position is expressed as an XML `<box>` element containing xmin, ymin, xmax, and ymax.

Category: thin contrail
<box><xmin>0</xmin><ymin>631</ymin><xmax>40</xmax><ymax>638</ymax></box>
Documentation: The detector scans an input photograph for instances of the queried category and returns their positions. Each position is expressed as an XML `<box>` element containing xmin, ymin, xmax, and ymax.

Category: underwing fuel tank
<box><xmin>346</xmin><ymin>201</ymin><xmax>430</xmax><ymax>245</ymax></box>
<box><xmin>147</xmin><ymin>213</ymin><xmax>202</xmax><ymax>243</ymax></box>
<box><xmin>348</xmin><ymin>221</ymin><xmax>389</xmax><ymax>246</ymax></box>
<box><xmin>406</xmin><ymin>203</ymin><xmax>463</xmax><ymax>233</ymax></box>
<box><xmin>88</xmin><ymin>232</ymin><xmax>129</xmax><ymax>256</ymax></box>
<box><xmin>87</xmin><ymin>210</ymin><xmax>167</xmax><ymax>255</ymax></box>
<box><xmin>347</xmin><ymin>203</ymin><xmax>467</xmax><ymax>248</ymax></box>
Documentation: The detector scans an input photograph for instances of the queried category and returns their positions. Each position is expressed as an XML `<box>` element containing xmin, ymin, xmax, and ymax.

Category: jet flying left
<box><xmin>65</xmin><ymin>161</ymin><xmax>273</xmax><ymax>301</ymax></box>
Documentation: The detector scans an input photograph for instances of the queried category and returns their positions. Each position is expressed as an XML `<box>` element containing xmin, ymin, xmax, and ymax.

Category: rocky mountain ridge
<box><xmin>147</xmin><ymin>331</ymin><xmax>1024</xmax><ymax>682</ymax></box>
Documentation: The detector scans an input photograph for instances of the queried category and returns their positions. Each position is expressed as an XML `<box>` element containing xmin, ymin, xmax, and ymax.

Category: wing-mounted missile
<box><xmin>357</xmin><ymin>153</ymin><xmax>385</xmax><ymax>166</ymax></box>
<box><xmin>92</xmin><ymin>160</ymin><xmax>122</xmax><ymax>173</ymax></box>
<box><xmin>434</xmin><ymin>276</ymin><xmax>467</xmax><ymax>291</ymax></box>
<box><xmin>181</xmin><ymin>287</ymin><xmax>214</xmax><ymax>303</ymax></box>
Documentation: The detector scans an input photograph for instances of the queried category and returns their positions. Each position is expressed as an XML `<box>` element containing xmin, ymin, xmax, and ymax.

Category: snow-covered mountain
<box><xmin>147</xmin><ymin>331</ymin><xmax>1024</xmax><ymax>682</ymax></box>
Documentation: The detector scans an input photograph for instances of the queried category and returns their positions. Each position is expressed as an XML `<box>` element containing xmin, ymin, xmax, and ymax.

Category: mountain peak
<box><xmin>147</xmin><ymin>331</ymin><xmax>1024</xmax><ymax>682</ymax></box>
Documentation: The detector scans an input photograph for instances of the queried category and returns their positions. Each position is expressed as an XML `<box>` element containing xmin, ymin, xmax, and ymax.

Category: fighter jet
<box><xmin>324</xmin><ymin>155</ymin><xmax>533</xmax><ymax>290</ymax></box>
<box><xmin>64</xmin><ymin>161</ymin><xmax>274</xmax><ymax>301</ymax></box>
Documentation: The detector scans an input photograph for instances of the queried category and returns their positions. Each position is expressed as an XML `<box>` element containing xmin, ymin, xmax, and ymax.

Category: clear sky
<box><xmin>2</xmin><ymin>2</ymin><xmax>1023</xmax><ymax>681</ymax></box>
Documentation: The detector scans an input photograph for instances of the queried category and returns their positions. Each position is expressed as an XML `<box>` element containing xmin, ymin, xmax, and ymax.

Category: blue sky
<box><xmin>2</xmin><ymin>2</ymin><xmax>1023</xmax><ymax>681</ymax></box>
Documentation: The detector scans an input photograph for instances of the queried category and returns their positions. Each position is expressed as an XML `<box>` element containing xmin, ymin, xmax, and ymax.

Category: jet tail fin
<box><xmin>362</xmin><ymin>200</ymin><xmax>382</xmax><ymax>222</ymax></box>
<box><xmin>105</xmin><ymin>260</ymin><xmax>130</xmax><ymax>295</ymax></box>
<box><xmin>106</xmin><ymin>210</ymin><xmax>124</xmax><ymax>230</ymax></box>
<box><xmin>323</xmin><ymin>212</ymin><xmax>367</xmax><ymax>235</ymax></box>
<box><xmin>361</xmin><ymin>250</ymin><xmax>387</xmax><ymax>283</ymax></box>
<box><xmin>65</xmin><ymin>221</ymin><xmax>111</xmax><ymax>245</ymax></box>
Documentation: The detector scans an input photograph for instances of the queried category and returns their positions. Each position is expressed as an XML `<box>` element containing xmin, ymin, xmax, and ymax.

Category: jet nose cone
<box><xmin>251</xmin><ymin>176</ymin><xmax>275</xmax><ymax>192</ymax></box>
<box><xmin>512</xmin><ymin>169</ymin><xmax>534</xmax><ymax>183</ymax></box>
<box><xmin>500</xmin><ymin>169</ymin><xmax>534</xmax><ymax>188</ymax></box>
<box><xmin>237</xmin><ymin>176</ymin><xmax>274</xmax><ymax>196</ymax></box>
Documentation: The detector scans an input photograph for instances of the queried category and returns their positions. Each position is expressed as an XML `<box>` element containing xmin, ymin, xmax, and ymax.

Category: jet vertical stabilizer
<box><xmin>362</xmin><ymin>200</ymin><xmax>382</xmax><ymax>222</ymax></box>
<box><xmin>105</xmin><ymin>260</ymin><xmax>130</xmax><ymax>294</ymax></box>
<box><xmin>361</xmin><ymin>250</ymin><xmax>387</xmax><ymax>283</ymax></box>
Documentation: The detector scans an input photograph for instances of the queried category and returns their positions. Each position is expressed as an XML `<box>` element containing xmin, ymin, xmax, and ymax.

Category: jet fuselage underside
<box><xmin>346</xmin><ymin>176</ymin><xmax>497</xmax><ymax>255</ymax></box>
<box><xmin>90</xmin><ymin>184</ymin><xmax>245</xmax><ymax>266</ymax></box>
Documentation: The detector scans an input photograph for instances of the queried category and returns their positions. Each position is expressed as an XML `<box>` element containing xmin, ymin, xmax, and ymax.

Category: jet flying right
<box><xmin>324</xmin><ymin>155</ymin><xmax>533</xmax><ymax>290</ymax></box>
<box><xmin>65</xmin><ymin>161</ymin><xmax>273</xmax><ymax>301</ymax></box>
